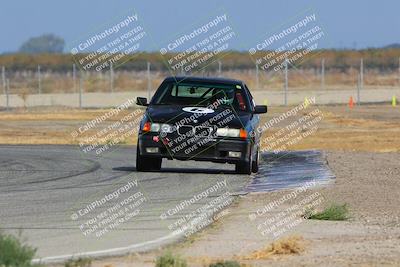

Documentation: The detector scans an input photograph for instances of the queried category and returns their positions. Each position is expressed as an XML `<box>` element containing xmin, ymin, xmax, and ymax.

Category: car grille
<box><xmin>177</xmin><ymin>125</ymin><xmax>194</xmax><ymax>136</ymax></box>
<box><xmin>177</xmin><ymin>125</ymin><xmax>214</xmax><ymax>137</ymax></box>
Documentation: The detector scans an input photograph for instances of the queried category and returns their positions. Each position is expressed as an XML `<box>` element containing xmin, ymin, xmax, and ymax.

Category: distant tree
<box><xmin>19</xmin><ymin>34</ymin><xmax>65</xmax><ymax>54</ymax></box>
<box><xmin>384</xmin><ymin>43</ymin><xmax>400</xmax><ymax>49</ymax></box>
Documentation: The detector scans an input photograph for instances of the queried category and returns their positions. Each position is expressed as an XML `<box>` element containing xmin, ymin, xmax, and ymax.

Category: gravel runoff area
<box><xmin>77</xmin><ymin>150</ymin><xmax>400</xmax><ymax>267</ymax></box>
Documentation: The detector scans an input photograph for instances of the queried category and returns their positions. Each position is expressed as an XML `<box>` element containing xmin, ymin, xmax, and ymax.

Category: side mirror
<box><xmin>254</xmin><ymin>105</ymin><xmax>267</xmax><ymax>114</ymax></box>
<box><xmin>136</xmin><ymin>97</ymin><xmax>148</xmax><ymax>106</ymax></box>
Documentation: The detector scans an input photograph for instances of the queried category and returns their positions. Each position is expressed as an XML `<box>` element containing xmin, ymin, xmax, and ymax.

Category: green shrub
<box><xmin>209</xmin><ymin>260</ymin><xmax>241</xmax><ymax>267</ymax></box>
<box><xmin>0</xmin><ymin>231</ymin><xmax>38</xmax><ymax>267</ymax></box>
<box><xmin>64</xmin><ymin>257</ymin><xmax>92</xmax><ymax>267</ymax></box>
<box><xmin>155</xmin><ymin>252</ymin><xmax>187</xmax><ymax>267</ymax></box>
<box><xmin>308</xmin><ymin>203</ymin><xmax>349</xmax><ymax>221</ymax></box>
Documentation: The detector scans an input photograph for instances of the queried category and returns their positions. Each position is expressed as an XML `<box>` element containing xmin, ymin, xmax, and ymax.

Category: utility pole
<box><xmin>284</xmin><ymin>58</ymin><xmax>288</xmax><ymax>106</ymax></box>
<box><xmin>321</xmin><ymin>58</ymin><xmax>325</xmax><ymax>90</ymax></box>
<box><xmin>218</xmin><ymin>60</ymin><xmax>222</xmax><ymax>77</ymax></box>
<box><xmin>147</xmin><ymin>62</ymin><xmax>151</xmax><ymax>100</ymax></box>
<box><xmin>38</xmin><ymin>65</ymin><xmax>41</xmax><ymax>94</ymax></box>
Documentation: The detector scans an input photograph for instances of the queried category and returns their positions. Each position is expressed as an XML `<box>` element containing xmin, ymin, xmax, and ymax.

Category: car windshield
<box><xmin>151</xmin><ymin>81</ymin><xmax>250</xmax><ymax>111</ymax></box>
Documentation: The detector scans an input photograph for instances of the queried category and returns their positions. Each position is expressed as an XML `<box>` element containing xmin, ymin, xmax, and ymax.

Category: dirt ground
<box><xmin>0</xmin><ymin>104</ymin><xmax>399</xmax><ymax>153</ymax></box>
<box><xmin>2</xmin><ymin>104</ymin><xmax>399</xmax><ymax>266</ymax></box>
<box><xmin>77</xmin><ymin>150</ymin><xmax>400</xmax><ymax>267</ymax></box>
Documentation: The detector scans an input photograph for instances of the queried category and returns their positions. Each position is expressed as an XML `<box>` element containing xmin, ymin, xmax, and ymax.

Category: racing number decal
<box><xmin>182</xmin><ymin>107</ymin><xmax>215</xmax><ymax>114</ymax></box>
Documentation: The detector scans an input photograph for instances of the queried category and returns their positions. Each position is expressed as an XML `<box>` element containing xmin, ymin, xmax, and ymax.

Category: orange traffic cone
<box><xmin>348</xmin><ymin>96</ymin><xmax>354</xmax><ymax>108</ymax></box>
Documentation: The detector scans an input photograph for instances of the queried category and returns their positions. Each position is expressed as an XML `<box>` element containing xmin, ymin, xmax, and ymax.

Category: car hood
<box><xmin>146</xmin><ymin>105</ymin><xmax>252</xmax><ymax>128</ymax></box>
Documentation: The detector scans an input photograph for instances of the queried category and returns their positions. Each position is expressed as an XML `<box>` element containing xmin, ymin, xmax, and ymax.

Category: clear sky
<box><xmin>0</xmin><ymin>0</ymin><xmax>398</xmax><ymax>53</ymax></box>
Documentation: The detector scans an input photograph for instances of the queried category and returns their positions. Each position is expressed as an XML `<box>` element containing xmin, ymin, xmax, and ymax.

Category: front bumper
<box><xmin>138</xmin><ymin>133</ymin><xmax>251</xmax><ymax>164</ymax></box>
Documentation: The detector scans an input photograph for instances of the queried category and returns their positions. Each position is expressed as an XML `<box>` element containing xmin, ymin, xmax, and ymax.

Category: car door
<box><xmin>243</xmin><ymin>84</ymin><xmax>261</xmax><ymax>148</ymax></box>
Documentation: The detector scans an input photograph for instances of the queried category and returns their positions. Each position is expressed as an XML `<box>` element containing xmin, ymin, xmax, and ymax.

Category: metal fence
<box><xmin>1</xmin><ymin>59</ymin><xmax>400</xmax><ymax>109</ymax></box>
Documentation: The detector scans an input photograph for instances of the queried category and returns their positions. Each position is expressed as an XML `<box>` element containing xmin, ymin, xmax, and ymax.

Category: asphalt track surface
<box><xmin>0</xmin><ymin>145</ymin><xmax>250</xmax><ymax>261</ymax></box>
<box><xmin>0</xmin><ymin>145</ymin><xmax>334</xmax><ymax>262</ymax></box>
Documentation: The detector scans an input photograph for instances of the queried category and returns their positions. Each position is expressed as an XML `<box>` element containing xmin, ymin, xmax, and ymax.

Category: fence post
<box><xmin>255</xmin><ymin>64</ymin><xmax>259</xmax><ymax>90</ymax></box>
<box><xmin>38</xmin><ymin>65</ymin><xmax>41</xmax><ymax>94</ymax></box>
<box><xmin>6</xmin><ymin>78</ymin><xmax>9</xmax><ymax>110</ymax></box>
<box><xmin>79</xmin><ymin>71</ymin><xmax>83</xmax><ymax>108</ymax></box>
<box><xmin>360</xmin><ymin>58</ymin><xmax>364</xmax><ymax>89</ymax></box>
<box><xmin>321</xmin><ymin>58</ymin><xmax>325</xmax><ymax>90</ymax></box>
<box><xmin>284</xmin><ymin>58</ymin><xmax>288</xmax><ymax>106</ymax></box>
<box><xmin>110</xmin><ymin>61</ymin><xmax>114</xmax><ymax>93</ymax></box>
<box><xmin>2</xmin><ymin>66</ymin><xmax>5</xmax><ymax>95</ymax></box>
<box><xmin>147</xmin><ymin>62</ymin><xmax>151</xmax><ymax>100</ymax></box>
<box><xmin>73</xmin><ymin>64</ymin><xmax>76</xmax><ymax>93</ymax></box>
<box><xmin>359</xmin><ymin>58</ymin><xmax>363</xmax><ymax>105</ymax></box>
<box><xmin>357</xmin><ymin>73</ymin><xmax>360</xmax><ymax>106</ymax></box>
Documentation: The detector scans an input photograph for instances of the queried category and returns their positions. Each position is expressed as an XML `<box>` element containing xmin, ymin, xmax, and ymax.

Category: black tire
<box><xmin>136</xmin><ymin>146</ymin><xmax>162</xmax><ymax>172</ymax></box>
<box><xmin>252</xmin><ymin>148</ymin><xmax>259</xmax><ymax>173</ymax></box>
<box><xmin>235</xmin><ymin>160</ymin><xmax>251</xmax><ymax>174</ymax></box>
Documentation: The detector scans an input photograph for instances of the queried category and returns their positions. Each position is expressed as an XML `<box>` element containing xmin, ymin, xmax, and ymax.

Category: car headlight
<box><xmin>144</xmin><ymin>122</ymin><xmax>174</xmax><ymax>133</ymax></box>
<box><xmin>160</xmin><ymin>123</ymin><xmax>173</xmax><ymax>133</ymax></box>
<box><xmin>216</xmin><ymin>128</ymin><xmax>240</xmax><ymax>137</ymax></box>
<box><xmin>216</xmin><ymin>128</ymin><xmax>248</xmax><ymax>139</ymax></box>
<box><xmin>150</xmin><ymin>123</ymin><xmax>161</xmax><ymax>132</ymax></box>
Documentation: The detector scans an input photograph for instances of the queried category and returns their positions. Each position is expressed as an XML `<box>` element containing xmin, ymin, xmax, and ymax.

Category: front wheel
<box><xmin>252</xmin><ymin>148</ymin><xmax>259</xmax><ymax>173</ymax></box>
<box><xmin>136</xmin><ymin>146</ymin><xmax>162</xmax><ymax>172</ymax></box>
<box><xmin>235</xmin><ymin>160</ymin><xmax>251</xmax><ymax>174</ymax></box>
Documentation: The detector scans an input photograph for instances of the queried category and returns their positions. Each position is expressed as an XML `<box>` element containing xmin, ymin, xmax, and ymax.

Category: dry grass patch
<box><xmin>0</xmin><ymin>109</ymin><xmax>136</xmax><ymax>121</ymax></box>
<box><xmin>240</xmin><ymin>235</ymin><xmax>306</xmax><ymax>260</ymax></box>
<box><xmin>259</xmin><ymin>105</ymin><xmax>400</xmax><ymax>153</ymax></box>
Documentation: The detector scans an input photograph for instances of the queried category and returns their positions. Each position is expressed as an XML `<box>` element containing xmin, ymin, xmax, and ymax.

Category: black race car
<box><xmin>135</xmin><ymin>76</ymin><xmax>267</xmax><ymax>174</ymax></box>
